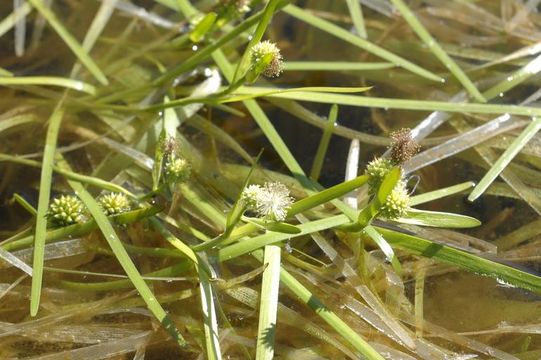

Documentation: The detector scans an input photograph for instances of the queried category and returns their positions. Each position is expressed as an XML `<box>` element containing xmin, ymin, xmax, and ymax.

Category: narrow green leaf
<box><xmin>190</xmin><ymin>12</ymin><xmax>217</xmax><ymax>43</ymax></box>
<box><xmin>27</xmin><ymin>0</ymin><xmax>108</xmax><ymax>85</ymax></box>
<box><xmin>468</xmin><ymin>117</ymin><xmax>541</xmax><ymax>201</ymax></box>
<box><xmin>199</xmin><ymin>269</ymin><xmax>222</xmax><ymax>360</ymax></box>
<box><xmin>12</xmin><ymin>193</ymin><xmax>37</xmax><ymax>216</ymax></box>
<box><xmin>288</xmin><ymin>175</ymin><xmax>369</xmax><ymax>216</ymax></box>
<box><xmin>483</xmin><ymin>54</ymin><xmax>541</xmax><ymax>100</ymax></box>
<box><xmin>274</xmin><ymin>258</ymin><xmax>386</xmax><ymax>360</ymax></box>
<box><xmin>0</xmin><ymin>113</ymin><xmax>37</xmax><ymax>134</ymax></box>
<box><xmin>389</xmin><ymin>0</ymin><xmax>485</xmax><ymax>102</ymax></box>
<box><xmin>0</xmin><ymin>153</ymin><xmax>135</xmax><ymax>197</ymax></box>
<box><xmin>61</xmin><ymin>262</ymin><xmax>192</xmax><ymax>291</ymax></box>
<box><xmin>409</xmin><ymin>181</ymin><xmax>474</xmax><ymax>206</ymax></box>
<box><xmin>364</xmin><ymin>225</ymin><xmax>401</xmax><ymax>274</ymax></box>
<box><xmin>0</xmin><ymin>2</ymin><xmax>32</xmax><ymax>39</ymax></box>
<box><xmin>155</xmin><ymin>8</ymin><xmax>269</xmax><ymax>85</ymax></box>
<box><xmin>283</xmin><ymin>4</ymin><xmax>443</xmax><ymax>82</ymax></box>
<box><xmin>231</xmin><ymin>87</ymin><xmax>541</xmax><ymax>117</ymax></box>
<box><xmin>376</xmin><ymin>226</ymin><xmax>541</xmax><ymax>295</ymax></box>
<box><xmin>0</xmin><ymin>75</ymin><xmax>96</xmax><ymax>94</ymax></box>
<box><xmin>3</xmin><ymin>206</ymin><xmax>162</xmax><ymax>252</ymax></box>
<box><xmin>76</xmin><ymin>189</ymin><xmax>186</xmax><ymax>347</ymax></box>
<box><xmin>152</xmin><ymin>129</ymin><xmax>167</xmax><ymax>191</ymax></box>
<box><xmin>310</xmin><ymin>104</ymin><xmax>338</xmax><ymax>180</ymax></box>
<box><xmin>346</xmin><ymin>0</ymin><xmax>367</xmax><ymax>38</ymax></box>
<box><xmin>254</xmin><ymin>220</ymin><xmax>302</xmax><ymax>234</ymax></box>
<box><xmin>218</xmin><ymin>215</ymin><xmax>350</xmax><ymax>261</ymax></box>
<box><xmin>398</xmin><ymin>208</ymin><xmax>481</xmax><ymax>228</ymax></box>
<box><xmin>30</xmin><ymin>105</ymin><xmax>65</xmax><ymax>317</ymax></box>
<box><xmin>255</xmin><ymin>245</ymin><xmax>281</xmax><ymax>360</ymax></box>
<box><xmin>284</xmin><ymin>61</ymin><xmax>394</xmax><ymax>71</ymax></box>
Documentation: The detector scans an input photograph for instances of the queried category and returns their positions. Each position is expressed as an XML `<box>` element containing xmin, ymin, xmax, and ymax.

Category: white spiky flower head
<box><xmin>164</xmin><ymin>155</ymin><xmax>191</xmax><ymax>184</ymax></box>
<box><xmin>242</xmin><ymin>182</ymin><xmax>293</xmax><ymax>221</ymax></box>
<box><xmin>251</xmin><ymin>40</ymin><xmax>283</xmax><ymax>78</ymax></box>
<box><xmin>235</xmin><ymin>0</ymin><xmax>251</xmax><ymax>13</ymax></box>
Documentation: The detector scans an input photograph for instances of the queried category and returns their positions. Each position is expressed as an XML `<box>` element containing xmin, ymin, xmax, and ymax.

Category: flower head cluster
<box><xmin>46</xmin><ymin>195</ymin><xmax>85</xmax><ymax>227</ymax></box>
<box><xmin>242</xmin><ymin>182</ymin><xmax>293</xmax><ymax>221</ymax></box>
<box><xmin>251</xmin><ymin>41</ymin><xmax>283</xmax><ymax>78</ymax></box>
<box><xmin>379</xmin><ymin>181</ymin><xmax>409</xmax><ymax>220</ymax></box>
<box><xmin>365</xmin><ymin>128</ymin><xmax>419</xmax><ymax>191</ymax></box>
<box><xmin>366</xmin><ymin>157</ymin><xmax>394</xmax><ymax>191</ymax></box>
<box><xmin>98</xmin><ymin>193</ymin><xmax>131</xmax><ymax>216</ymax></box>
<box><xmin>389</xmin><ymin>128</ymin><xmax>420</xmax><ymax>165</ymax></box>
<box><xmin>164</xmin><ymin>155</ymin><xmax>191</xmax><ymax>184</ymax></box>
<box><xmin>234</xmin><ymin>0</ymin><xmax>251</xmax><ymax>13</ymax></box>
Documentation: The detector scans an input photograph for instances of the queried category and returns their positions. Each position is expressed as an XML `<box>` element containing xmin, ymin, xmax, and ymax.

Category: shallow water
<box><xmin>1</xmin><ymin>1</ymin><xmax>541</xmax><ymax>359</ymax></box>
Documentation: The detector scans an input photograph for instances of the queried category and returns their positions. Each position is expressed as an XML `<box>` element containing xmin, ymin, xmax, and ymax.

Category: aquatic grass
<box><xmin>282</xmin><ymin>4</ymin><xmax>443</xmax><ymax>82</ymax></box>
<box><xmin>232</xmin><ymin>87</ymin><xmax>541</xmax><ymax>117</ymax></box>
<box><xmin>346</xmin><ymin>0</ymin><xmax>367</xmax><ymax>38</ymax></box>
<box><xmin>70</xmin><ymin>0</ymin><xmax>119</xmax><ymax>78</ymax></box>
<box><xmin>2</xmin><ymin>206</ymin><xmax>162</xmax><ymax>252</ymax></box>
<box><xmin>364</xmin><ymin>225</ymin><xmax>402</xmax><ymax>274</ymax></box>
<box><xmin>409</xmin><ymin>181</ymin><xmax>475</xmax><ymax>206</ymax></box>
<box><xmin>26</xmin><ymin>0</ymin><xmax>108</xmax><ymax>85</ymax></box>
<box><xmin>389</xmin><ymin>0</ymin><xmax>485</xmax><ymax>102</ymax></box>
<box><xmin>0</xmin><ymin>2</ymin><xmax>32</xmax><ymax>39</ymax></box>
<box><xmin>73</xmin><ymin>185</ymin><xmax>187</xmax><ymax>347</ymax></box>
<box><xmin>0</xmin><ymin>113</ymin><xmax>37</xmax><ymax>134</ymax></box>
<box><xmin>13</xmin><ymin>0</ymin><xmax>26</xmax><ymax>56</ymax></box>
<box><xmin>4</xmin><ymin>1</ymin><xmax>541</xmax><ymax>358</ymax></box>
<box><xmin>11</xmin><ymin>193</ymin><xmax>37</xmax><ymax>216</ymax></box>
<box><xmin>60</xmin><ymin>262</ymin><xmax>192</xmax><ymax>292</ymax></box>
<box><xmin>0</xmin><ymin>76</ymin><xmax>96</xmax><ymax>94</ymax></box>
<box><xmin>468</xmin><ymin>117</ymin><xmax>541</xmax><ymax>201</ymax></box>
<box><xmin>483</xmin><ymin>54</ymin><xmax>541</xmax><ymax>100</ymax></box>
<box><xmin>284</xmin><ymin>61</ymin><xmax>395</xmax><ymax>71</ymax></box>
<box><xmin>397</xmin><ymin>209</ymin><xmax>481</xmax><ymax>228</ymax></box>
<box><xmin>30</xmin><ymin>104</ymin><xmax>65</xmax><ymax>317</ymax></box>
<box><xmin>273</xmin><ymin>257</ymin><xmax>386</xmax><ymax>360</ymax></box>
<box><xmin>232</xmin><ymin>0</ymin><xmax>284</xmax><ymax>82</ymax></box>
<box><xmin>255</xmin><ymin>245</ymin><xmax>281</xmax><ymax>360</ymax></box>
<box><xmin>198</xmin><ymin>269</ymin><xmax>222</xmax><ymax>360</ymax></box>
<box><xmin>376</xmin><ymin>226</ymin><xmax>541</xmax><ymax>295</ymax></box>
<box><xmin>0</xmin><ymin>154</ymin><xmax>136</xmax><ymax>197</ymax></box>
<box><xmin>310</xmin><ymin>104</ymin><xmax>338</xmax><ymax>181</ymax></box>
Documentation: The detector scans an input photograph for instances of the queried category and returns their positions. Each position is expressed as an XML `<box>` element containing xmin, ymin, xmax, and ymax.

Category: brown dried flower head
<box><xmin>389</xmin><ymin>128</ymin><xmax>420</xmax><ymax>164</ymax></box>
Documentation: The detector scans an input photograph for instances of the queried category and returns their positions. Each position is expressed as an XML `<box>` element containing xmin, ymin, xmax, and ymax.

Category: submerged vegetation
<box><xmin>2</xmin><ymin>0</ymin><xmax>541</xmax><ymax>359</ymax></box>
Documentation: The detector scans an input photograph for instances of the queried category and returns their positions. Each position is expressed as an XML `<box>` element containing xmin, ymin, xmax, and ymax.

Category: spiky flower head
<box><xmin>379</xmin><ymin>181</ymin><xmax>410</xmax><ymax>220</ymax></box>
<box><xmin>242</xmin><ymin>182</ymin><xmax>294</xmax><ymax>221</ymax></box>
<box><xmin>234</xmin><ymin>0</ymin><xmax>251</xmax><ymax>12</ymax></box>
<box><xmin>389</xmin><ymin>128</ymin><xmax>420</xmax><ymax>165</ymax></box>
<box><xmin>98</xmin><ymin>193</ymin><xmax>131</xmax><ymax>216</ymax></box>
<box><xmin>366</xmin><ymin>157</ymin><xmax>394</xmax><ymax>191</ymax></box>
<box><xmin>242</xmin><ymin>184</ymin><xmax>262</xmax><ymax>208</ymax></box>
<box><xmin>46</xmin><ymin>195</ymin><xmax>85</xmax><ymax>227</ymax></box>
<box><xmin>164</xmin><ymin>155</ymin><xmax>191</xmax><ymax>184</ymax></box>
<box><xmin>251</xmin><ymin>40</ymin><xmax>283</xmax><ymax>78</ymax></box>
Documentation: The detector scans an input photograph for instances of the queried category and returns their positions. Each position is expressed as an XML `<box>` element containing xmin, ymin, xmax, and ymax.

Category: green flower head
<box><xmin>164</xmin><ymin>155</ymin><xmax>191</xmax><ymax>184</ymax></box>
<box><xmin>98</xmin><ymin>193</ymin><xmax>131</xmax><ymax>216</ymax></box>
<box><xmin>251</xmin><ymin>40</ymin><xmax>283</xmax><ymax>78</ymax></box>
<box><xmin>379</xmin><ymin>181</ymin><xmax>410</xmax><ymax>220</ymax></box>
<box><xmin>366</xmin><ymin>157</ymin><xmax>394</xmax><ymax>191</ymax></box>
<box><xmin>46</xmin><ymin>195</ymin><xmax>85</xmax><ymax>227</ymax></box>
